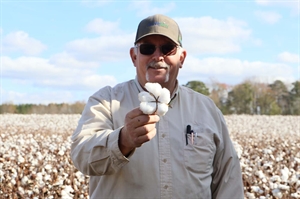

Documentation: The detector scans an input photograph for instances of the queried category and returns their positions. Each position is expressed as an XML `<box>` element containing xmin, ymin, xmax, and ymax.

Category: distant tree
<box><xmin>183</xmin><ymin>80</ymin><xmax>210</xmax><ymax>96</ymax></box>
<box><xmin>0</xmin><ymin>102</ymin><xmax>16</xmax><ymax>113</ymax></box>
<box><xmin>0</xmin><ymin>102</ymin><xmax>86</xmax><ymax>114</ymax></box>
<box><xmin>269</xmin><ymin>101</ymin><xmax>282</xmax><ymax>115</ymax></box>
<box><xmin>227</xmin><ymin>81</ymin><xmax>254</xmax><ymax>114</ymax></box>
<box><xmin>269</xmin><ymin>80</ymin><xmax>290</xmax><ymax>114</ymax></box>
<box><xmin>70</xmin><ymin>101</ymin><xmax>86</xmax><ymax>114</ymax></box>
<box><xmin>16</xmin><ymin>104</ymin><xmax>33</xmax><ymax>114</ymax></box>
<box><xmin>290</xmin><ymin>81</ymin><xmax>300</xmax><ymax>115</ymax></box>
<box><xmin>290</xmin><ymin>81</ymin><xmax>300</xmax><ymax>97</ymax></box>
<box><xmin>48</xmin><ymin>103</ymin><xmax>59</xmax><ymax>114</ymax></box>
<box><xmin>209</xmin><ymin>80</ymin><xmax>232</xmax><ymax>114</ymax></box>
<box><xmin>255</xmin><ymin>85</ymin><xmax>281</xmax><ymax>115</ymax></box>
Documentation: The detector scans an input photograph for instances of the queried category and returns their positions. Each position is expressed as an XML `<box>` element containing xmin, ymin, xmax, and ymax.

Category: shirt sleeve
<box><xmin>211</xmin><ymin>109</ymin><xmax>244</xmax><ymax>199</ymax></box>
<box><xmin>70</xmin><ymin>86</ymin><xmax>132</xmax><ymax>176</ymax></box>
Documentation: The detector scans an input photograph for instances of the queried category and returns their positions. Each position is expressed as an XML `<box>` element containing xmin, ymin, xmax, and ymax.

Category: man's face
<box><xmin>130</xmin><ymin>35</ymin><xmax>186</xmax><ymax>93</ymax></box>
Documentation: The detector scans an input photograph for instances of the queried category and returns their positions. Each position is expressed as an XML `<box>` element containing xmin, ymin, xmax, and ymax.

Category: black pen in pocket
<box><xmin>186</xmin><ymin>125</ymin><xmax>195</xmax><ymax>145</ymax></box>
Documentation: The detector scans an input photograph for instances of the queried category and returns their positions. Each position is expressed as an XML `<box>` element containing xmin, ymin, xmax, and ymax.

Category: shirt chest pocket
<box><xmin>184</xmin><ymin>125</ymin><xmax>216</xmax><ymax>173</ymax></box>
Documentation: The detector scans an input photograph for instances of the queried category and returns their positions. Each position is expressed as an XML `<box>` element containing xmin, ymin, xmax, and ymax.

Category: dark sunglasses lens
<box><xmin>139</xmin><ymin>44</ymin><xmax>156</xmax><ymax>55</ymax></box>
<box><xmin>161</xmin><ymin>44</ymin><xmax>176</xmax><ymax>55</ymax></box>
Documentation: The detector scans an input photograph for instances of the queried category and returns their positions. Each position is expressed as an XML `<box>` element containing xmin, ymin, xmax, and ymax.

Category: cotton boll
<box><xmin>159</xmin><ymin>88</ymin><xmax>170</xmax><ymax>104</ymax></box>
<box><xmin>156</xmin><ymin>104</ymin><xmax>169</xmax><ymax>116</ymax></box>
<box><xmin>140</xmin><ymin>102</ymin><xmax>157</xmax><ymax>114</ymax></box>
<box><xmin>246</xmin><ymin>192</ymin><xmax>255</xmax><ymax>199</ymax></box>
<box><xmin>251</xmin><ymin>186</ymin><xmax>264</xmax><ymax>194</ymax></box>
<box><xmin>44</xmin><ymin>174</ymin><xmax>51</xmax><ymax>181</ymax></box>
<box><xmin>278</xmin><ymin>184</ymin><xmax>289</xmax><ymax>190</ymax></box>
<box><xmin>21</xmin><ymin>176</ymin><xmax>29</xmax><ymax>186</ymax></box>
<box><xmin>11</xmin><ymin>178</ymin><xmax>16</xmax><ymax>185</ymax></box>
<box><xmin>291</xmin><ymin>193</ymin><xmax>300</xmax><ymax>198</ymax></box>
<box><xmin>270</xmin><ymin>175</ymin><xmax>281</xmax><ymax>182</ymax></box>
<box><xmin>138</xmin><ymin>92</ymin><xmax>154</xmax><ymax>102</ymax></box>
<box><xmin>255</xmin><ymin>170</ymin><xmax>266</xmax><ymax>179</ymax></box>
<box><xmin>281</xmin><ymin>167</ymin><xmax>289</xmax><ymax>182</ymax></box>
<box><xmin>272</xmin><ymin>188</ymin><xmax>283</xmax><ymax>198</ymax></box>
<box><xmin>61</xmin><ymin>185</ymin><xmax>74</xmax><ymax>199</ymax></box>
<box><xmin>18</xmin><ymin>155</ymin><xmax>25</xmax><ymax>163</ymax></box>
<box><xmin>44</xmin><ymin>164</ymin><xmax>52</xmax><ymax>171</ymax></box>
<box><xmin>18</xmin><ymin>186</ymin><xmax>25</xmax><ymax>195</ymax></box>
<box><xmin>139</xmin><ymin>82</ymin><xmax>171</xmax><ymax>115</ymax></box>
<box><xmin>58</xmin><ymin>150</ymin><xmax>64</xmax><ymax>156</ymax></box>
<box><xmin>145</xmin><ymin>82</ymin><xmax>162</xmax><ymax>97</ymax></box>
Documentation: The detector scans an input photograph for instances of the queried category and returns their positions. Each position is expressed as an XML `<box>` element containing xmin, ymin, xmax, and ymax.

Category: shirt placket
<box><xmin>158</xmin><ymin>119</ymin><xmax>172</xmax><ymax>199</ymax></box>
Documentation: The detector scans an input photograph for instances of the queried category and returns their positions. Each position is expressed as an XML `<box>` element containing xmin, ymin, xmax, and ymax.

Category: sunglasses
<box><xmin>137</xmin><ymin>43</ymin><xmax>178</xmax><ymax>56</ymax></box>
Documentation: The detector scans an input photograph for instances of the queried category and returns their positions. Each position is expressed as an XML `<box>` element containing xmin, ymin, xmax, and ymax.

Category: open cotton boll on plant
<box><xmin>138</xmin><ymin>82</ymin><xmax>171</xmax><ymax>116</ymax></box>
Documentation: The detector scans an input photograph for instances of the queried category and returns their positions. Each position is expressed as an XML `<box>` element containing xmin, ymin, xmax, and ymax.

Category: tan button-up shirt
<box><xmin>71</xmin><ymin>78</ymin><xmax>244</xmax><ymax>199</ymax></box>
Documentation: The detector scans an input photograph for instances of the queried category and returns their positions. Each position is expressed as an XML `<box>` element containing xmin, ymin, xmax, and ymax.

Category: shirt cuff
<box><xmin>108</xmin><ymin>127</ymin><xmax>135</xmax><ymax>170</ymax></box>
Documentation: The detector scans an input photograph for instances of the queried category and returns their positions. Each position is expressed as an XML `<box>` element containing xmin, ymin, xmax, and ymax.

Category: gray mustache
<box><xmin>147</xmin><ymin>61</ymin><xmax>170</xmax><ymax>69</ymax></box>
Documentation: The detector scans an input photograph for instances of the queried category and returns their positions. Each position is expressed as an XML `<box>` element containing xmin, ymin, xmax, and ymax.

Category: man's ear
<box><xmin>179</xmin><ymin>48</ymin><xmax>187</xmax><ymax>68</ymax></box>
<box><xmin>130</xmin><ymin>47</ymin><xmax>137</xmax><ymax>67</ymax></box>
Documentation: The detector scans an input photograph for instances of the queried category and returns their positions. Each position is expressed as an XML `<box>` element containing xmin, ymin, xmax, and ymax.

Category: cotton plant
<box><xmin>138</xmin><ymin>82</ymin><xmax>171</xmax><ymax>116</ymax></box>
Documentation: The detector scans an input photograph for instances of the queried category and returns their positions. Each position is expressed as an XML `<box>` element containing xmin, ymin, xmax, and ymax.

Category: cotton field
<box><xmin>0</xmin><ymin>114</ymin><xmax>299</xmax><ymax>199</ymax></box>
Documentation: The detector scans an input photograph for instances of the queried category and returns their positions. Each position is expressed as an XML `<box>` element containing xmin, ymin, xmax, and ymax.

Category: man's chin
<box><xmin>146</xmin><ymin>73</ymin><xmax>169</xmax><ymax>83</ymax></box>
<box><xmin>146</xmin><ymin>77</ymin><xmax>169</xmax><ymax>83</ymax></box>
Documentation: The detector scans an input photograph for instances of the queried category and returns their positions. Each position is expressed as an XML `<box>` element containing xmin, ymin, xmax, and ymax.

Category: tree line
<box><xmin>0</xmin><ymin>101</ymin><xmax>85</xmax><ymax>114</ymax></box>
<box><xmin>184</xmin><ymin>79</ymin><xmax>300</xmax><ymax>115</ymax></box>
<box><xmin>1</xmin><ymin>80</ymin><xmax>299</xmax><ymax>115</ymax></box>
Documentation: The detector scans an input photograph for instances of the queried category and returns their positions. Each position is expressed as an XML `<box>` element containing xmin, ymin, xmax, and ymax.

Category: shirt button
<box><xmin>162</xmin><ymin>134</ymin><xmax>166</xmax><ymax>138</ymax></box>
<box><xmin>164</xmin><ymin>185</ymin><xmax>168</xmax><ymax>189</ymax></box>
<box><xmin>163</xmin><ymin>159</ymin><xmax>167</xmax><ymax>163</ymax></box>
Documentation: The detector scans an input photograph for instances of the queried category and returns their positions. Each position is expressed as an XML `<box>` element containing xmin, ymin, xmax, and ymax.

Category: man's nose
<box><xmin>152</xmin><ymin>47</ymin><xmax>164</xmax><ymax>61</ymax></box>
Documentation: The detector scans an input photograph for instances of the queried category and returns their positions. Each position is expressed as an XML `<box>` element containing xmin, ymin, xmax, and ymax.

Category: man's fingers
<box><xmin>126</xmin><ymin>107</ymin><xmax>144</xmax><ymax>119</ymax></box>
<box><xmin>135</xmin><ymin>114</ymin><xmax>160</xmax><ymax>127</ymax></box>
<box><xmin>133</xmin><ymin>128</ymin><xmax>157</xmax><ymax>147</ymax></box>
<box><xmin>121</xmin><ymin>108</ymin><xmax>160</xmax><ymax>150</ymax></box>
<box><xmin>135</xmin><ymin>123</ymin><xmax>157</xmax><ymax>136</ymax></box>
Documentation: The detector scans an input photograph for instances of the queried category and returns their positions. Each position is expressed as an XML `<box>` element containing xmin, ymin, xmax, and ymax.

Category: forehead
<box><xmin>138</xmin><ymin>35</ymin><xmax>175</xmax><ymax>45</ymax></box>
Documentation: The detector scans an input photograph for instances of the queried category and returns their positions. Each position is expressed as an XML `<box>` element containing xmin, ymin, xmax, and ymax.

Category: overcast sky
<box><xmin>1</xmin><ymin>0</ymin><xmax>299</xmax><ymax>104</ymax></box>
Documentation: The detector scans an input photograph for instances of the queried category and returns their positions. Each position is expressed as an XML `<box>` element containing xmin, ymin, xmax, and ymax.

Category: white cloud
<box><xmin>65</xmin><ymin>34</ymin><xmax>134</xmax><ymax>62</ymax></box>
<box><xmin>1</xmin><ymin>88</ymin><xmax>76</xmax><ymax>104</ymax></box>
<box><xmin>255</xmin><ymin>0</ymin><xmax>299</xmax><ymax>15</ymax></box>
<box><xmin>65</xmin><ymin>17</ymin><xmax>135</xmax><ymax>62</ymax></box>
<box><xmin>176</xmin><ymin>16</ymin><xmax>252</xmax><ymax>54</ymax></box>
<box><xmin>129</xmin><ymin>1</ymin><xmax>176</xmax><ymax>17</ymax></box>
<box><xmin>278</xmin><ymin>52</ymin><xmax>299</xmax><ymax>63</ymax></box>
<box><xmin>2</xmin><ymin>31</ymin><xmax>47</xmax><ymax>55</ymax></box>
<box><xmin>49</xmin><ymin>52</ymin><xmax>99</xmax><ymax>69</ymax></box>
<box><xmin>66</xmin><ymin>15</ymin><xmax>253</xmax><ymax>62</ymax></box>
<box><xmin>254</xmin><ymin>11</ymin><xmax>282</xmax><ymax>24</ymax></box>
<box><xmin>85</xmin><ymin>18</ymin><xmax>121</xmax><ymax>35</ymax></box>
<box><xmin>1</xmin><ymin>55</ymin><xmax>117</xmax><ymax>91</ymax></box>
<box><xmin>179</xmin><ymin>56</ymin><xmax>297</xmax><ymax>85</ymax></box>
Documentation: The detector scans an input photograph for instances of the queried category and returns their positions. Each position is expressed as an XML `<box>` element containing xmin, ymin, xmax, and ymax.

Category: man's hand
<box><xmin>119</xmin><ymin>107</ymin><xmax>160</xmax><ymax>156</ymax></box>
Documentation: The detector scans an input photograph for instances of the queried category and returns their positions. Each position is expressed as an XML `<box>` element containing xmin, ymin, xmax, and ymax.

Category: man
<box><xmin>71</xmin><ymin>14</ymin><xmax>244</xmax><ymax>198</ymax></box>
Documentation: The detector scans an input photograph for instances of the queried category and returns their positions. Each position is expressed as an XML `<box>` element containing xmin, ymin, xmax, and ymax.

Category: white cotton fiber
<box><xmin>145</xmin><ymin>83</ymin><xmax>162</xmax><ymax>97</ymax></box>
<box><xmin>159</xmin><ymin>88</ymin><xmax>170</xmax><ymax>104</ymax></box>
<box><xmin>156</xmin><ymin>104</ymin><xmax>169</xmax><ymax>116</ymax></box>
<box><xmin>138</xmin><ymin>92</ymin><xmax>154</xmax><ymax>102</ymax></box>
<box><xmin>138</xmin><ymin>82</ymin><xmax>171</xmax><ymax>116</ymax></box>
<box><xmin>140</xmin><ymin>102</ymin><xmax>157</xmax><ymax>114</ymax></box>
